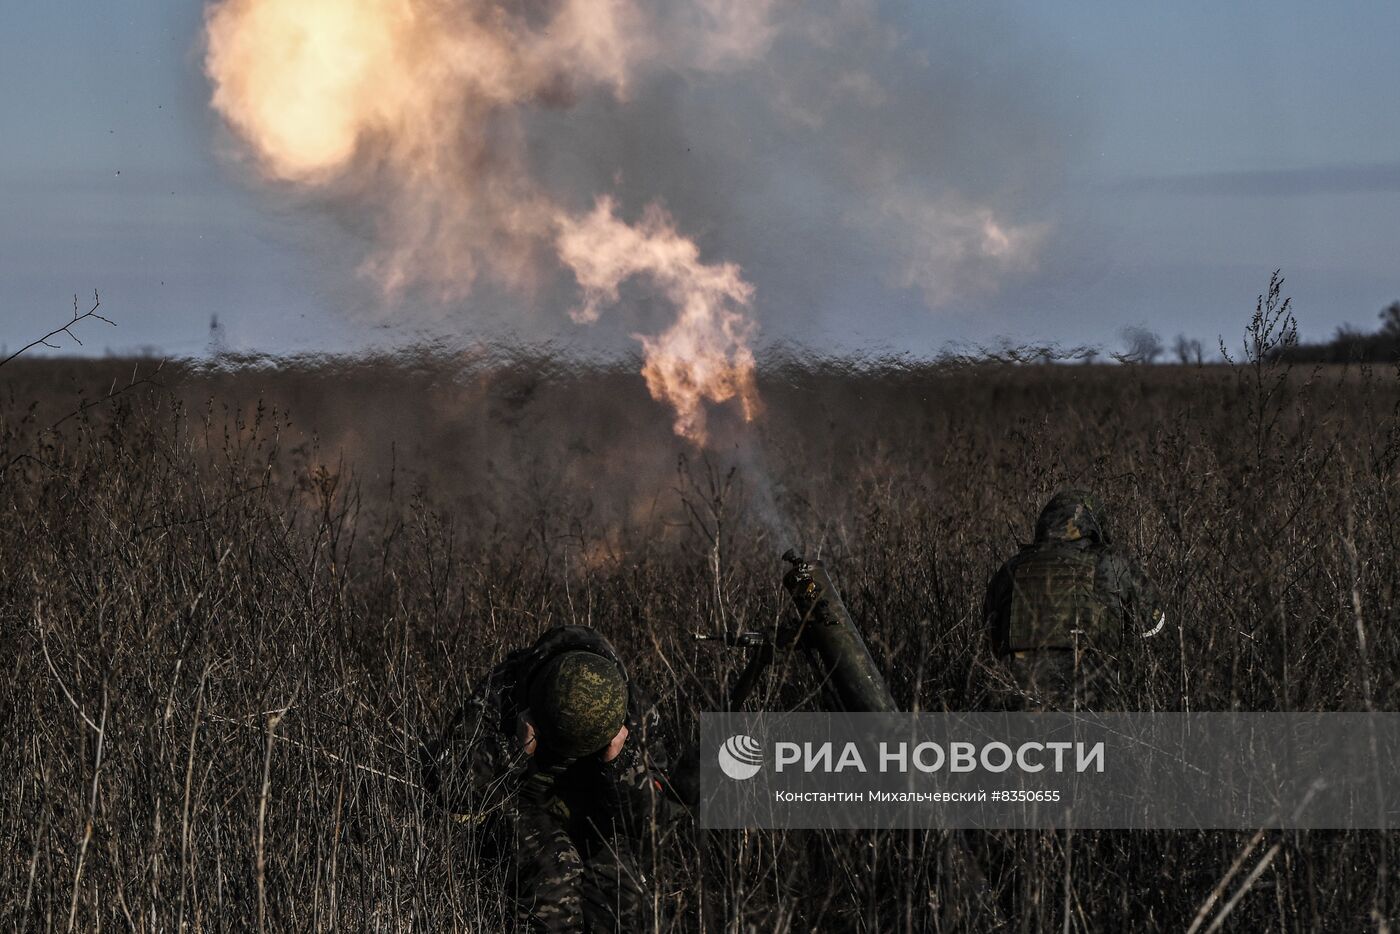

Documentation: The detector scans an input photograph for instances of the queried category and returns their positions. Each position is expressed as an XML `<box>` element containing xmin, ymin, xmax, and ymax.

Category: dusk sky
<box><xmin>3</xmin><ymin>1</ymin><xmax>1398</xmax><ymax>359</ymax></box>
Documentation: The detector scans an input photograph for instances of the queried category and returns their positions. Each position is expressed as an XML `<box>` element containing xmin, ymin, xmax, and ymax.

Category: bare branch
<box><xmin>1</xmin><ymin>290</ymin><xmax>115</xmax><ymax>369</ymax></box>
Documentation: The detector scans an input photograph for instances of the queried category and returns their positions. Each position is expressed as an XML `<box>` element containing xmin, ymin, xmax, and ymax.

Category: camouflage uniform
<box><xmin>423</xmin><ymin>626</ymin><xmax>678</xmax><ymax>932</ymax></box>
<box><xmin>982</xmin><ymin>490</ymin><xmax>1165</xmax><ymax>710</ymax></box>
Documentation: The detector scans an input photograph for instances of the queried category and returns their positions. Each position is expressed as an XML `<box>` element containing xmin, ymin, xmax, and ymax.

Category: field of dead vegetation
<box><xmin>4</xmin><ymin>327</ymin><xmax>1400</xmax><ymax>929</ymax></box>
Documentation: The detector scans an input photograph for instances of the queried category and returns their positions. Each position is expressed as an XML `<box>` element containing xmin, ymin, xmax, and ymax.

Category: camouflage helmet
<box><xmin>1033</xmin><ymin>489</ymin><xmax>1111</xmax><ymax>545</ymax></box>
<box><xmin>527</xmin><ymin>651</ymin><xmax>628</xmax><ymax>759</ymax></box>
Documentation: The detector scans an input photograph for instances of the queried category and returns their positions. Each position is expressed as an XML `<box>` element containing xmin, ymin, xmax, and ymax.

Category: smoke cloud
<box><xmin>204</xmin><ymin>0</ymin><xmax>1070</xmax><ymax>437</ymax></box>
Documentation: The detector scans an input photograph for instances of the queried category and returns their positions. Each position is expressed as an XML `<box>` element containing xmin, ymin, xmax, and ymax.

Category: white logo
<box><xmin>717</xmin><ymin>734</ymin><xmax>764</xmax><ymax>781</ymax></box>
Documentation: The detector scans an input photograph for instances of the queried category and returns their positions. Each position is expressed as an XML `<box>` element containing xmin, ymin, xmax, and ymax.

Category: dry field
<box><xmin>4</xmin><ymin>318</ymin><xmax>1400</xmax><ymax>929</ymax></box>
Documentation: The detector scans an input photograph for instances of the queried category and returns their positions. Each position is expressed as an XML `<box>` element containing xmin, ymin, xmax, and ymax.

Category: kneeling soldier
<box><xmin>423</xmin><ymin>625</ymin><xmax>677</xmax><ymax>932</ymax></box>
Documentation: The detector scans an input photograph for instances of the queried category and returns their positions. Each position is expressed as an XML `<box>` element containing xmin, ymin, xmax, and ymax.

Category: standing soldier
<box><xmin>982</xmin><ymin>489</ymin><xmax>1166</xmax><ymax>709</ymax></box>
<box><xmin>422</xmin><ymin>625</ymin><xmax>679</xmax><ymax>932</ymax></box>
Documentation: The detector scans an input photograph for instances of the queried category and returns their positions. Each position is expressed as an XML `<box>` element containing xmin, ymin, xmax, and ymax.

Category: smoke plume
<box><xmin>204</xmin><ymin>0</ymin><xmax>1064</xmax><ymax>440</ymax></box>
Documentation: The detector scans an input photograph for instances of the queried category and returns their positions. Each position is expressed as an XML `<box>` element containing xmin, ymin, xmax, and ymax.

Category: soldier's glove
<box><xmin>597</xmin><ymin>737</ymin><xmax>641</xmax><ymax>779</ymax></box>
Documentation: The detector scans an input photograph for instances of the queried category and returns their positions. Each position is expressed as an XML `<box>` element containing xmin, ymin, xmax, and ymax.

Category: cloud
<box><xmin>860</xmin><ymin>187</ymin><xmax>1050</xmax><ymax>309</ymax></box>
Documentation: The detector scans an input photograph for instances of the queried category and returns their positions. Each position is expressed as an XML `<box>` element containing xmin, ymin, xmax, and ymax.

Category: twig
<box><xmin>36</xmin><ymin>609</ymin><xmax>103</xmax><ymax>734</ymax></box>
<box><xmin>1</xmin><ymin>291</ymin><xmax>114</xmax><ymax>369</ymax></box>
<box><xmin>1186</xmin><ymin>829</ymin><xmax>1265</xmax><ymax>934</ymax></box>
<box><xmin>1192</xmin><ymin>784</ymin><xmax>1325</xmax><ymax>933</ymax></box>
<box><xmin>256</xmin><ymin>710</ymin><xmax>282</xmax><ymax>934</ymax></box>
<box><xmin>177</xmin><ymin>665</ymin><xmax>211</xmax><ymax>931</ymax></box>
<box><xmin>1203</xmin><ymin>842</ymin><xmax>1281</xmax><ymax>934</ymax></box>
<box><xmin>66</xmin><ymin>687</ymin><xmax>107</xmax><ymax>932</ymax></box>
<box><xmin>208</xmin><ymin>713</ymin><xmax>422</xmax><ymax>789</ymax></box>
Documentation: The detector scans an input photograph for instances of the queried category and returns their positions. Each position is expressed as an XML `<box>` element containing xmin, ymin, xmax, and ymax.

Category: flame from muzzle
<box><xmin>556</xmin><ymin>198</ymin><xmax>758</xmax><ymax>444</ymax></box>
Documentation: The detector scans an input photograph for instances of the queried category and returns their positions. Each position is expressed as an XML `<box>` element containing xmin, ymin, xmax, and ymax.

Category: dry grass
<box><xmin>3</xmin><ymin>324</ymin><xmax>1400</xmax><ymax>929</ymax></box>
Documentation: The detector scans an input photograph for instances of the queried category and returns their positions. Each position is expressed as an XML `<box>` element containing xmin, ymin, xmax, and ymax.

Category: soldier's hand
<box><xmin>600</xmin><ymin>724</ymin><xmax>628</xmax><ymax>763</ymax></box>
<box><xmin>517</xmin><ymin>710</ymin><xmax>538</xmax><ymax>757</ymax></box>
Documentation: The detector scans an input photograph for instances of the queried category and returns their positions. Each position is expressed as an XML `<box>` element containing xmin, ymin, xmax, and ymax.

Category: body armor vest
<box><xmin>1005</xmin><ymin>546</ymin><xmax>1114</xmax><ymax>652</ymax></box>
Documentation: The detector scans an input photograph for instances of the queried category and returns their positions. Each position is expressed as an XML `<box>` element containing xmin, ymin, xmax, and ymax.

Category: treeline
<box><xmin>1273</xmin><ymin>300</ymin><xmax>1400</xmax><ymax>364</ymax></box>
<box><xmin>1113</xmin><ymin>297</ymin><xmax>1400</xmax><ymax>367</ymax></box>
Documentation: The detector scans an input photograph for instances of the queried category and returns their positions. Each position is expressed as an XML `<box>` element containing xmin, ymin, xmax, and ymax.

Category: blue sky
<box><xmin>2</xmin><ymin>1</ymin><xmax>1397</xmax><ymax>358</ymax></box>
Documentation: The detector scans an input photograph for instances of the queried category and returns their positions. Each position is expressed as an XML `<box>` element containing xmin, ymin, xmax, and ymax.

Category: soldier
<box><xmin>422</xmin><ymin>625</ymin><xmax>678</xmax><ymax>932</ymax></box>
<box><xmin>982</xmin><ymin>489</ymin><xmax>1166</xmax><ymax>710</ymax></box>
